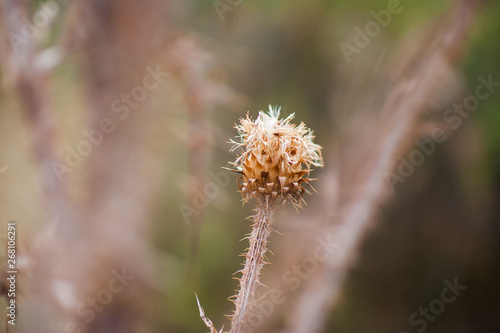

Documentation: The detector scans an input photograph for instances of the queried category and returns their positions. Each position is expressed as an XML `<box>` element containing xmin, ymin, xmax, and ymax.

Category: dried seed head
<box><xmin>230</xmin><ymin>105</ymin><xmax>323</xmax><ymax>206</ymax></box>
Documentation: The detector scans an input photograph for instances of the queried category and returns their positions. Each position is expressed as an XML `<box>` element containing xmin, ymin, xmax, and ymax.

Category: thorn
<box><xmin>256</xmin><ymin>280</ymin><xmax>267</xmax><ymax>287</ymax></box>
<box><xmin>266</xmin><ymin>182</ymin><xmax>274</xmax><ymax>192</ymax></box>
<box><xmin>195</xmin><ymin>293</ymin><xmax>220</xmax><ymax>333</ymax></box>
<box><xmin>195</xmin><ymin>293</ymin><xmax>204</xmax><ymax>317</ymax></box>
<box><xmin>299</xmin><ymin>179</ymin><xmax>318</xmax><ymax>193</ymax></box>
<box><xmin>294</xmin><ymin>170</ymin><xmax>309</xmax><ymax>178</ymax></box>
<box><xmin>222</xmin><ymin>166</ymin><xmax>243</xmax><ymax>174</ymax></box>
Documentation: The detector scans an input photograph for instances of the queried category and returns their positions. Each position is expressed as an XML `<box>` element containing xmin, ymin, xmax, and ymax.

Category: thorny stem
<box><xmin>231</xmin><ymin>196</ymin><xmax>275</xmax><ymax>333</ymax></box>
<box><xmin>198</xmin><ymin>108</ymin><xmax>322</xmax><ymax>332</ymax></box>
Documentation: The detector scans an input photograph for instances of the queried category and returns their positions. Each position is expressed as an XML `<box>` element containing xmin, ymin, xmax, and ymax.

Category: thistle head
<box><xmin>230</xmin><ymin>105</ymin><xmax>323</xmax><ymax>207</ymax></box>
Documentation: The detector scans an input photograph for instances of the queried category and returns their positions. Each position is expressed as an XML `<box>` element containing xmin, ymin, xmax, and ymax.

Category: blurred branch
<box><xmin>1</xmin><ymin>0</ymin><xmax>164</xmax><ymax>331</ymax></box>
<box><xmin>167</xmin><ymin>36</ymin><xmax>213</xmax><ymax>281</ymax></box>
<box><xmin>0</xmin><ymin>0</ymin><xmax>73</xmax><ymax>224</ymax></box>
<box><xmin>165</xmin><ymin>35</ymin><xmax>247</xmax><ymax>281</ymax></box>
<box><xmin>284</xmin><ymin>1</ymin><xmax>482</xmax><ymax>332</ymax></box>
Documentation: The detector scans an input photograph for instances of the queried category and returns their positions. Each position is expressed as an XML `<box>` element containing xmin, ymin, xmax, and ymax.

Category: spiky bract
<box><xmin>230</xmin><ymin>105</ymin><xmax>323</xmax><ymax>207</ymax></box>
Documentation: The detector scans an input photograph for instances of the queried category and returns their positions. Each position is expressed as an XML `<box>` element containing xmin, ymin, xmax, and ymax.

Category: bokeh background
<box><xmin>1</xmin><ymin>0</ymin><xmax>499</xmax><ymax>332</ymax></box>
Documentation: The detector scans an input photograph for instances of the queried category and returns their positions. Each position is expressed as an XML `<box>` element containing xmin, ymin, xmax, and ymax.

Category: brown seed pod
<box><xmin>230</xmin><ymin>105</ymin><xmax>323</xmax><ymax>207</ymax></box>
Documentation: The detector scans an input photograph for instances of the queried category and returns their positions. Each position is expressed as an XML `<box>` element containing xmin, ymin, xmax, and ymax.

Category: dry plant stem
<box><xmin>231</xmin><ymin>196</ymin><xmax>275</xmax><ymax>333</ymax></box>
<box><xmin>286</xmin><ymin>2</ymin><xmax>481</xmax><ymax>332</ymax></box>
<box><xmin>197</xmin><ymin>108</ymin><xmax>322</xmax><ymax>332</ymax></box>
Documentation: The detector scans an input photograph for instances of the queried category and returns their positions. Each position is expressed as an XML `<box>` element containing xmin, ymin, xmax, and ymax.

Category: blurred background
<box><xmin>0</xmin><ymin>0</ymin><xmax>499</xmax><ymax>332</ymax></box>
